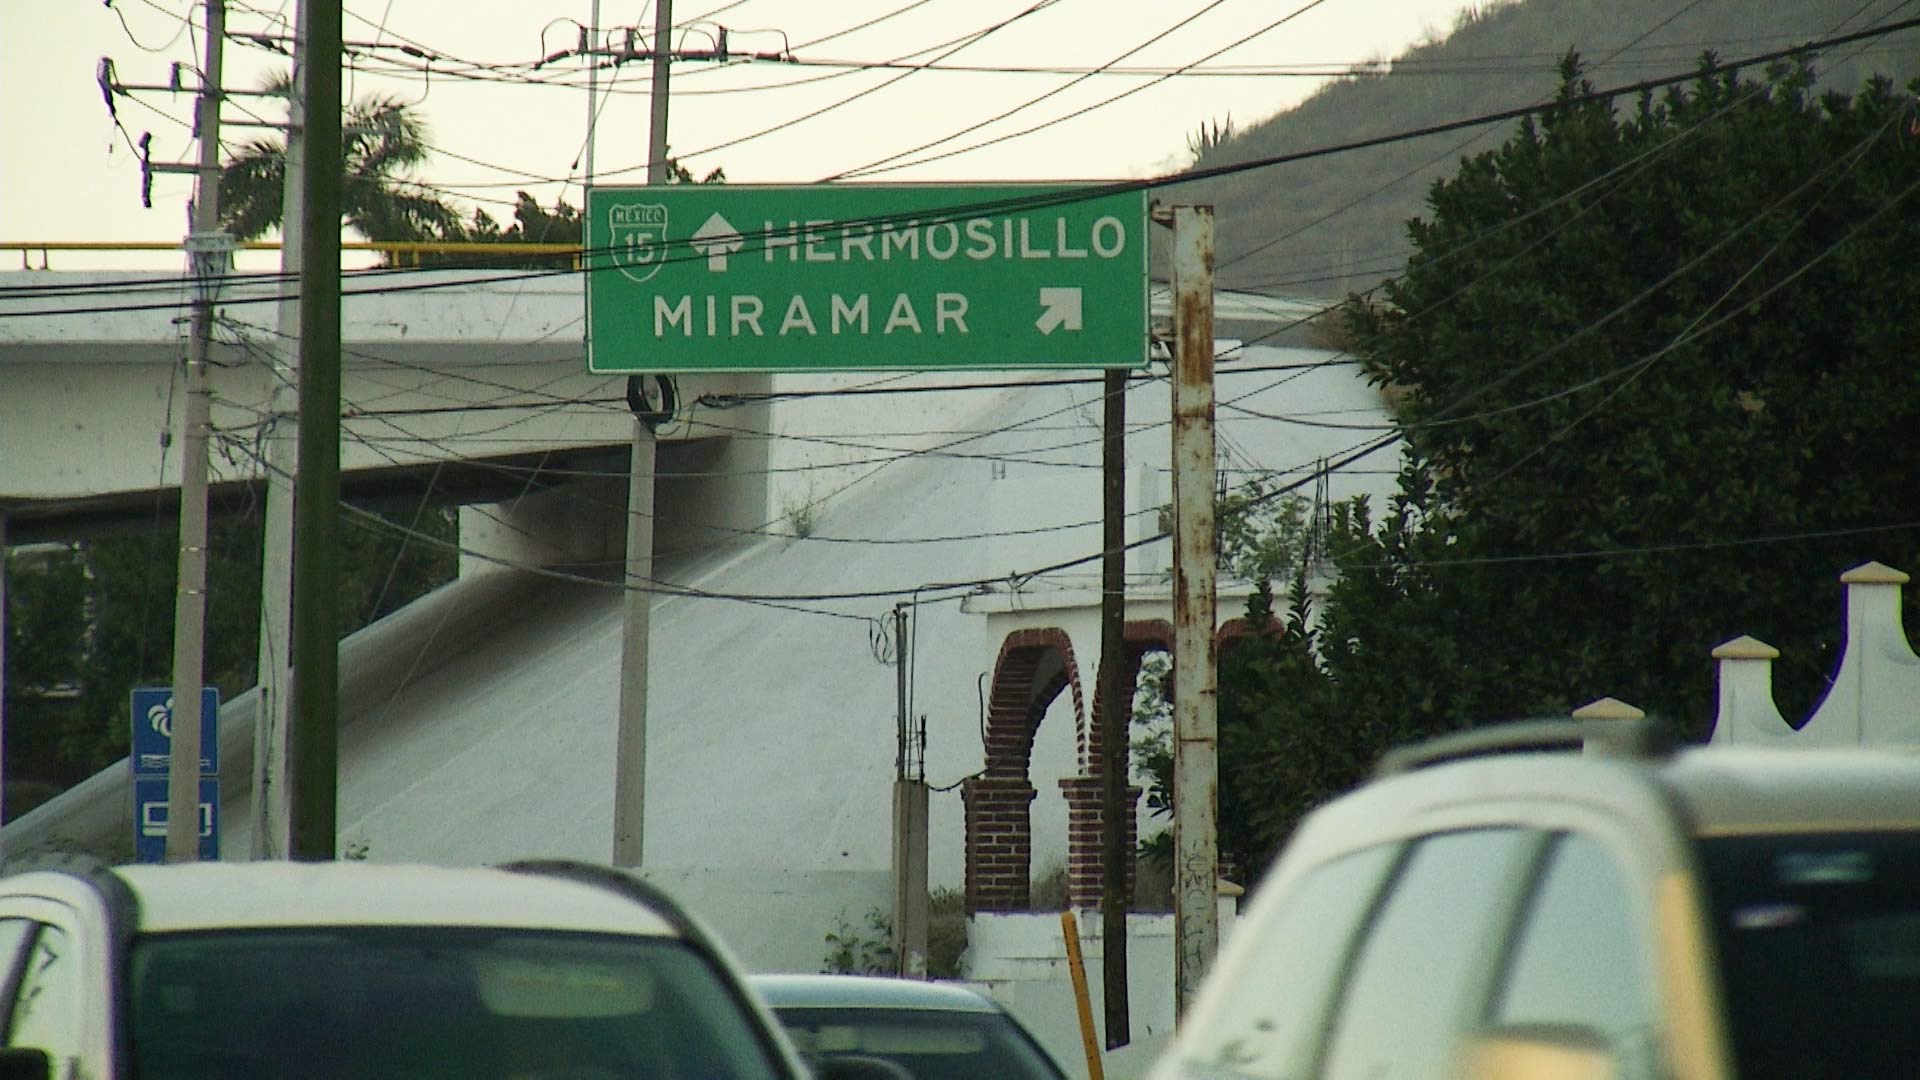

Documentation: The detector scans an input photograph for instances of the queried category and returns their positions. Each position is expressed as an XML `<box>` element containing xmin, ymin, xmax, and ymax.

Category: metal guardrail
<box><xmin>4</xmin><ymin>240</ymin><xmax>584</xmax><ymax>270</ymax></box>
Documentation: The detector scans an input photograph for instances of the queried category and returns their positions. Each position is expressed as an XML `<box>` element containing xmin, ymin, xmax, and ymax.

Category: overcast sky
<box><xmin>4</xmin><ymin>0</ymin><xmax>1481</xmax><ymax>269</ymax></box>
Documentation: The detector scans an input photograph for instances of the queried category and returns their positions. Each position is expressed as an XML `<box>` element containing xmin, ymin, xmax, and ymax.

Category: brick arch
<box><xmin>1078</xmin><ymin>620</ymin><xmax>1173</xmax><ymax>769</ymax></box>
<box><xmin>1059</xmin><ymin>620</ymin><xmax>1176</xmax><ymax>908</ymax></box>
<box><xmin>980</xmin><ymin>628</ymin><xmax>1084</xmax><ymax>778</ymax></box>
<box><xmin>963</xmin><ymin>627</ymin><xmax>1083</xmax><ymax>913</ymax></box>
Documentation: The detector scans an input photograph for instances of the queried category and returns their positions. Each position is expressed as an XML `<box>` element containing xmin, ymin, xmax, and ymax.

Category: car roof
<box><xmin>750</xmin><ymin>974</ymin><xmax>1003</xmax><ymax>1014</ymax></box>
<box><xmin>1659</xmin><ymin>744</ymin><xmax>1920</xmax><ymax>837</ymax></box>
<box><xmin>102</xmin><ymin>861</ymin><xmax>680</xmax><ymax>936</ymax></box>
<box><xmin>1283</xmin><ymin>729</ymin><xmax>1920</xmax><ymax>875</ymax></box>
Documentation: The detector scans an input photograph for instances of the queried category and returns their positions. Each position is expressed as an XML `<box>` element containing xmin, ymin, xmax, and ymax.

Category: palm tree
<box><xmin>219</xmin><ymin>81</ymin><xmax>462</xmax><ymax>245</ymax></box>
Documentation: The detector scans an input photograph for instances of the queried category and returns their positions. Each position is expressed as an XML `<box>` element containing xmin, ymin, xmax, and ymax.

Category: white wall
<box><xmin>964</xmin><ymin>911</ymin><xmax>1189</xmax><ymax>1080</ymax></box>
<box><xmin>643</xmin><ymin>866</ymin><xmax>894</xmax><ymax>976</ymax></box>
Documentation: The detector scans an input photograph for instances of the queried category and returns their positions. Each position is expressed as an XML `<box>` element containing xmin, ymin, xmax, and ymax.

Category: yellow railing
<box><xmin>4</xmin><ymin>240</ymin><xmax>585</xmax><ymax>270</ymax></box>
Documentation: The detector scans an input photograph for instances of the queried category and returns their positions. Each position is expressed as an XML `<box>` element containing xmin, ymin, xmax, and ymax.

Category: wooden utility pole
<box><xmin>1099</xmin><ymin>366</ymin><xmax>1131</xmax><ymax>1045</ymax></box>
<box><xmin>613</xmin><ymin>0</ymin><xmax>672</xmax><ymax>867</ymax></box>
<box><xmin>166</xmin><ymin>0</ymin><xmax>231</xmax><ymax>862</ymax></box>
<box><xmin>288</xmin><ymin>0</ymin><xmax>341</xmax><ymax>861</ymax></box>
<box><xmin>1164</xmin><ymin>204</ymin><xmax>1219</xmax><ymax>1015</ymax></box>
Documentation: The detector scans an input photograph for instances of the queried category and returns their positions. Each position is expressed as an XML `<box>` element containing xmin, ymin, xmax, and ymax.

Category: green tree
<box><xmin>1134</xmin><ymin>493</ymin><xmax>1352</xmax><ymax>876</ymax></box>
<box><xmin>220</xmin><ymin>87</ymin><xmax>463</xmax><ymax>244</ymax></box>
<box><xmin>1157</xmin><ymin>60</ymin><xmax>1920</xmax><ymax>878</ymax></box>
<box><xmin>445</xmin><ymin>159</ymin><xmax>726</xmax><ymax>269</ymax></box>
<box><xmin>1335</xmin><ymin>59</ymin><xmax>1920</xmax><ymax>737</ymax></box>
<box><xmin>4</xmin><ymin>503</ymin><xmax>457</xmax><ymax>819</ymax></box>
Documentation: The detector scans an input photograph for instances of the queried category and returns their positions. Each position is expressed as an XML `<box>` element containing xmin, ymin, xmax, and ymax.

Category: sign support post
<box><xmin>612</xmin><ymin>0</ymin><xmax>673</xmax><ymax>869</ymax></box>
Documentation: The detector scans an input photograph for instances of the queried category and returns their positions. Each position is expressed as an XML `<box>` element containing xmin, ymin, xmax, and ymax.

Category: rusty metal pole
<box><xmin>1165</xmin><ymin>204</ymin><xmax>1218</xmax><ymax>1016</ymax></box>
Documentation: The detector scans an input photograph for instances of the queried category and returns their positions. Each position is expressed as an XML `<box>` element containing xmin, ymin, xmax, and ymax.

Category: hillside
<box><xmin>1174</xmin><ymin>0</ymin><xmax>1920</xmax><ymax>297</ymax></box>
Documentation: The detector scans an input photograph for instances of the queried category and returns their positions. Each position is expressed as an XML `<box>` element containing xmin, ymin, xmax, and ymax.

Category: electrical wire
<box><xmin>818</xmin><ymin>0</ymin><xmax>1247</xmax><ymax>181</ymax></box>
<box><xmin>113</xmin><ymin>0</ymin><xmax>196</xmax><ymax>53</ymax></box>
<box><xmin>832</xmin><ymin>0</ymin><xmax>1344</xmax><ymax>179</ymax></box>
<box><xmin>1217</xmin><ymin>0</ymin><xmax>1909</xmax><ymax>284</ymax></box>
<box><xmin>23</xmin><ymin>15</ymin><xmax>1919</xmax><ymax>317</ymax></box>
<box><xmin>1213</xmin><ymin>0</ymin><xmax>1717</xmax><ymax>279</ymax></box>
<box><xmin>561</xmin><ymin>0</ymin><xmax>1073</xmax><ymax>186</ymax></box>
<box><xmin>1454</xmin><ymin>120</ymin><xmax>1919</xmax><ymax>498</ymax></box>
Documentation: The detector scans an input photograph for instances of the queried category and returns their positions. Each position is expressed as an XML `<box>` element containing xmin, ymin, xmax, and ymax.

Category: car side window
<box><xmin>1489</xmin><ymin>832</ymin><xmax>1658</xmax><ymax>1077</ymax></box>
<box><xmin>1172</xmin><ymin>844</ymin><xmax>1400</xmax><ymax>1079</ymax></box>
<box><xmin>1320</xmin><ymin>828</ymin><xmax>1537</xmax><ymax>1080</ymax></box>
<box><xmin>0</xmin><ymin>919</ymin><xmax>39</xmax><ymax>1031</ymax></box>
<box><xmin>8</xmin><ymin>924</ymin><xmax>83</xmax><ymax>1068</ymax></box>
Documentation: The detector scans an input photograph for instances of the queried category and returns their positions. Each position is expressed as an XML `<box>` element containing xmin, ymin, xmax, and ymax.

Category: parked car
<box><xmin>751</xmin><ymin>973</ymin><xmax>1069</xmax><ymax>1080</ymax></box>
<box><xmin>0</xmin><ymin>857</ymin><xmax>814</xmax><ymax>1080</ymax></box>
<box><xmin>1148</xmin><ymin>719</ymin><xmax>1920</xmax><ymax>1080</ymax></box>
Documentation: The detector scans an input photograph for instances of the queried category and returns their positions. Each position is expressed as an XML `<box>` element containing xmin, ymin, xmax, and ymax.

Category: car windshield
<box><xmin>1698</xmin><ymin>832</ymin><xmax>1920</xmax><ymax>1080</ymax></box>
<box><xmin>771</xmin><ymin>1005</ymin><xmax>1065</xmax><ymax>1080</ymax></box>
<box><xmin>128</xmin><ymin>928</ymin><xmax>788</xmax><ymax>1080</ymax></box>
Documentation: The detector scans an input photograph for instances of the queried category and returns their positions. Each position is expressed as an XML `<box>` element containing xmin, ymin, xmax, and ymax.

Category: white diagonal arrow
<box><xmin>1036</xmin><ymin>287</ymin><xmax>1083</xmax><ymax>335</ymax></box>
<box><xmin>690</xmin><ymin>211</ymin><xmax>744</xmax><ymax>272</ymax></box>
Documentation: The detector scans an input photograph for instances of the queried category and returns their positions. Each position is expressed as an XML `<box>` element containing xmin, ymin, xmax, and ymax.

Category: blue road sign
<box><xmin>129</xmin><ymin>687</ymin><xmax>219</xmax><ymax>777</ymax></box>
<box><xmin>133</xmin><ymin>776</ymin><xmax>220</xmax><ymax>862</ymax></box>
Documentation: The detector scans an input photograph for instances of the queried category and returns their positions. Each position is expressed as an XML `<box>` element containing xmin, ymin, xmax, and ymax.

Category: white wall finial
<box><xmin>1801</xmin><ymin>563</ymin><xmax>1920</xmax><ymax>746</ymax></box>
<box><xmin>1707</xmin><ymin>636</ymin><xmax>1794</xmax><ymax>745</ymax></box>
<box><xmin>1572</xmin><ymin>697</ymin><xmax>1643</xmax><ymax>755</ymax></box>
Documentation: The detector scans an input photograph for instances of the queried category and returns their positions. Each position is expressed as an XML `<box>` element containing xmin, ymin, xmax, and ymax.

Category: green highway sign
<box><xmin>584</xmin><ymin>184</ymin><xmax>1148</xmax><ymax>373</ymax></box>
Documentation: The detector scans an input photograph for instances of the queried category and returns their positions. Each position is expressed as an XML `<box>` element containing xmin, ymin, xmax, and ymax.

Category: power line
<box><xmin>1212</xmin><ymin>0</ymin><xmax>1717</xmax><ymax>278</ymax></box>
<box><xmin>1214</xmin><ymin>0</ymin><xmax>1909</xmax><ymax>284</ymax></box>
<box><xmin>818</xmin><ymin>0</ymin><xmax>1248</xmax><ymax>181</ymax></box>
<box><xmin>833</xmin><ymin>0</ymin><xmax>1339</xmax><ymax>179</ymax></box>
<box><xmin>22</xmin><ymin>16</ymin><xmax>1919</xmax><ymax>318</ymax></box>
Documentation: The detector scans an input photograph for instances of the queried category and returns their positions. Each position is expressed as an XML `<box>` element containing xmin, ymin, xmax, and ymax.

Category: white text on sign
<box><xmin>656</xmin><ymin>293</ymin><xmax>972</xmax><ymax>338</ymax></box>
<box><xmin>755</xmin><ymin>216</ymin><xmax>1128</xmax><ymax>264</ymax></box>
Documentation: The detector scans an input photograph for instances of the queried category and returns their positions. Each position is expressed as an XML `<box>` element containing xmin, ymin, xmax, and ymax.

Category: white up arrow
<box><xmin>1035</xmin><ymin>287</ymin><xmax>1083</xmax><ymax>335</ymax></box>
<box><xmin>690</xmin><ymin>212</ymin><xmax>744</xmax><ymax>271</ymax></box>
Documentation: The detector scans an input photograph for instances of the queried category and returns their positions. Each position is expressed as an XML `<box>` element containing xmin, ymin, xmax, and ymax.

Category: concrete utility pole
<box><xmin>253</xmin><ymin>0</ymin><xmax>307</xmax><ymax>860</ymax></box>
<box><xmin>1</xmin><ymin>513</ymin><xmax>8</xmax><ymax>835</ymax></box>
<box><xmin>166</xmin><ymin>0</ymin><xmax>232</xmax><ymax>862</ymax></box>
<box><xmin>1163</xmin><ymin>204</ymin><xmax>1219</xmax><ymax>1015</ymax></box>
<box><xmin>891</xmin><ymin>604</ymin><xmax>930</xmax><ymax>977</ymax></box>
<box><xmin>288</xmin><ymin>0</ymin><xmax>342</xmax><ymax>861</ymax></box>
<box><xmin>612</xmin><ymin>0</ymin><xmax>672</xmax><ymax>867</ymax></box>
<box><xmin>1099</xmin><ymin>366</ymin><xmax>1131</xmax><ymax>1045</ymax></box>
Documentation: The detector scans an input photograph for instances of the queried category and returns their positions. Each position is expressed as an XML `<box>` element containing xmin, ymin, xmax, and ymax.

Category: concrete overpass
<box><xmin>0</xmin><ymin>267</ymin><xmax>778</xmax><ymax>562</ymax></box>
<box><xmin>1</xmin><ymin>263</ymin><xmax>1323</xmax><ymax>550</ymax></box>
